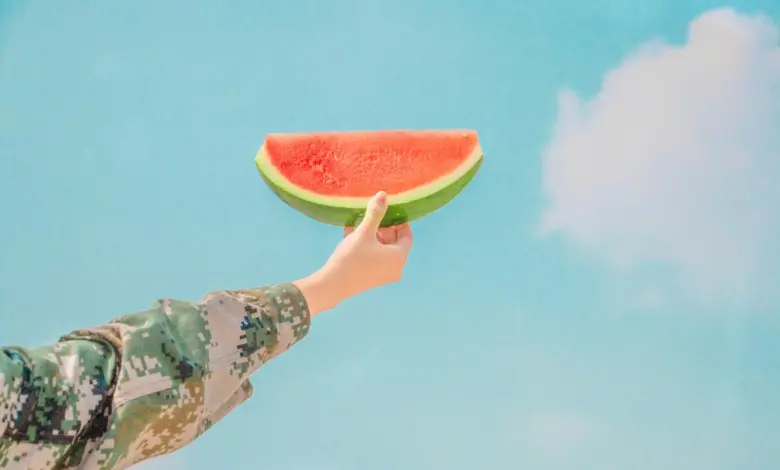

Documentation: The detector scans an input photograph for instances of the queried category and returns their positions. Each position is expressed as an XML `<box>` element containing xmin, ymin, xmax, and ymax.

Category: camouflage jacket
<box><xmin>0</xmin><ymin>283</ymin><xmax>311</xmax><ymax>469</ymax></box>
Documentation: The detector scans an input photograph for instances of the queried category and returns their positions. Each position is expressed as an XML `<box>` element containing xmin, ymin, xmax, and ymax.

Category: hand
<box><xmin>294</xmin><ymin>191</ymin><xmax>414</xmax><ymax>316</ymax></box>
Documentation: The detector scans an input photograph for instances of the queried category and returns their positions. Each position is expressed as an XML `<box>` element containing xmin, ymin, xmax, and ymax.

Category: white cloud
<box><xmin>540</xmin><ymin>8</ymin><xmax>780</xmax><ymax>307</ymax></box>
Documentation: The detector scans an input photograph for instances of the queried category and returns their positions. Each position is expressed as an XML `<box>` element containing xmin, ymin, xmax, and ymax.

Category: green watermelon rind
<box><xmin>255</xmin><ymin>144</ymin><xmax>483</xmax><ymax>228</ymax></box>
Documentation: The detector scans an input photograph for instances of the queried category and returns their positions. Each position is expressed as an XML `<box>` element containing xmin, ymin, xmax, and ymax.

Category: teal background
<box><xmin>1</xmin><ymin>1</ymin><xmax>779</xmax><ymax>469</ymax></box>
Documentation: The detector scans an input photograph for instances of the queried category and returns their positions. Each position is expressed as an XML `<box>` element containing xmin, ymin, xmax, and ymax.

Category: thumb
<box><xmin>357</xmin><ymin>191</ymin><xmax>388</xmax><ymax>234</ymax></box>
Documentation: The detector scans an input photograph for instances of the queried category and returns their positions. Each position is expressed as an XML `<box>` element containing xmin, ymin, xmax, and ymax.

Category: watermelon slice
<box><xmin>254</xmin><ymin>130</ymin><xmax>483</xmax><ymax>227</ymax></box>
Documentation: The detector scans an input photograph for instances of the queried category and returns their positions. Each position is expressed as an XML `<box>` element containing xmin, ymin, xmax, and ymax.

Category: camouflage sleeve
<box><xmin>0</xmin><ymin>282</ymin><xmax>311</xmax><ymax>470</ymax></box>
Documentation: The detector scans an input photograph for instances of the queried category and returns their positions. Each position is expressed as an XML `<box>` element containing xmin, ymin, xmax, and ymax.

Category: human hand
<box><xmin>294</xmin><ymin>191</ymin><xmax>413</xmax><ymax>316</ymax></box>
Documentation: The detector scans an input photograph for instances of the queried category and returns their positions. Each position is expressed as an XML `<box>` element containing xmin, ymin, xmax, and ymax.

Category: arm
<box><xmin>0</xmin><ymin>191</ymin><xmax>411</xmax><ymax>470</ymax></box>
<box><xmin>1</xmin><ymin>282</ymin><xmax>311</xmax><ymax>470</ymax></box>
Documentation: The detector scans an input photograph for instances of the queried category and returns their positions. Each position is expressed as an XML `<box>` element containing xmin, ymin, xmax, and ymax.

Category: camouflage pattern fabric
<box><xmin>0</xmin><ymin>283</ymin><xmax>311</xmax><ymax>469</ymax></box>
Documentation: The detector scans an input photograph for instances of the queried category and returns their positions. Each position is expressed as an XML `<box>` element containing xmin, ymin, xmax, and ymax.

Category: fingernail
<box><xmin>376</xmin><ymin>191</ymin><xmax>387</xmax><ymax>207</ymax></box>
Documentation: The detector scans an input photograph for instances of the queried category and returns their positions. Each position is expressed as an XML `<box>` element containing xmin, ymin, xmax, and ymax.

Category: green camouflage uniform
<box><xmin>0</xmin><ymin>283</ymin><xmax>311</xmax><ymax>469</ymax></box>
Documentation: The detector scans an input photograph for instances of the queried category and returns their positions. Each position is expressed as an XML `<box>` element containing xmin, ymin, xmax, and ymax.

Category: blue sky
<box><xmin>2</xmin><ymin>1</ymin><xmax>779</xmax><ymax>469</ymax></box>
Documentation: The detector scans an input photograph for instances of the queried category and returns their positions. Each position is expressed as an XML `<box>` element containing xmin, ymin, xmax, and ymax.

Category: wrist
<box><xmin>293</xmin><ymin>268</ymin><xmax>348</xmax><ymax>316</ymax></box>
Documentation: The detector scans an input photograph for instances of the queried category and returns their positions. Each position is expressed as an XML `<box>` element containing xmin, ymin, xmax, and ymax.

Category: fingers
<box><xmin>392</xmin><ymin>223</ymin><xmax>413</xmax><ymax>253</ymax></box>
<box><xmin>347</xmin><ymin>224</ymin><xmax>406</xmax><ymax>247</ymax></box>
<box><xmin>377</xmin><ymin>227</ymin><xmax>398</xmax><ymax>244</ymax></box>
<box><xmin>356</xmin><ymin>191</ymin><xmax>388</xmax><ymax>235</ymax></box>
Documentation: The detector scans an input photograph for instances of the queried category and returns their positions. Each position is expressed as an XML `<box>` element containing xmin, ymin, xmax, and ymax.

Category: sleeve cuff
<box><xmin>263</xmin><ymin>282</ymin><xmax>312</xmax><ymax>357</ymax></box>
<box><xmin>205</xmin><ymin>282</ymin><xmax>312</xmax><ymax>372</ymax></box>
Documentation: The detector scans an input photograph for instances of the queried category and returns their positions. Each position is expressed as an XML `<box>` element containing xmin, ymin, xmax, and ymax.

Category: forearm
<box><xmin>81</xmin><ymin>282</ymin><xmax>312</xmax><ymax>469</ymax></box>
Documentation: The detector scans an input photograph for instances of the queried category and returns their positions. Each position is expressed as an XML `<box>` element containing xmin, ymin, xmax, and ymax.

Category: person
<box><xmin>0</xmin><ymin>192</ymin><xmax>412</xmax><ymax>470</ymax></box>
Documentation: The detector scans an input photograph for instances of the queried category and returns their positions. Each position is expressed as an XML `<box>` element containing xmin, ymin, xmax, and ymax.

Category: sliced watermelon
<box><xmin>254</xmin><ymin>129</ymin><xmax>483</xmax><ymax>227</ymax></box>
